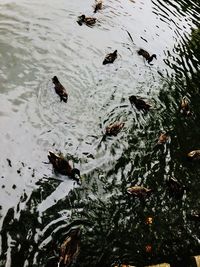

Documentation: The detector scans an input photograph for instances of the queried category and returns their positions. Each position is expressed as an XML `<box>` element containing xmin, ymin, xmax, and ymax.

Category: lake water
<box><xmin>0</xmin><ymin>0</ymin><xmax>199</xmax><ymax>266</ymax></box>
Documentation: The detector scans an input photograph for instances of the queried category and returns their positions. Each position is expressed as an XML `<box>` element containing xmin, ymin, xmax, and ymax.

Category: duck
<box><xmin>52</xmin><ymin>76</ymin><xmax>68</xmax><ymax>103</ymax></box>
<box><xmin>166</xmin><ymin>177</ymin><xmax>185</xmax><ymax>199</ymax></box>
<box><xmin>105</xmin><ymin>122</ymin><xmax>125</xmax><ymax>136</ymax></box>
<box><xmin>58</xmin><ymin>228</ymin><xmax>80</xmax><ymax>267</ymax></box>
<box><xmin>138</xmin><ymin>49</ymin><xmax>157</xmax><ymax>64</ymax></box>
<box><xmin>127</xmin><ymin>186</ymin><xmax>152</xmax><ymax>197</ymax></box>
<box><xmin>48</xmin><ymin>151</ymin><xmax>81</xmax><ymax>184</ymax></box>
<box><xmin>103</xmin><ymin>50</ymin><xmax>117</xmax><ymax>65</ymax></box>
<box><xmin>77</xmin><ymin>15</ymin><xmax>96</xmax><ymax>26</ymax></box>
<box><xmin>187</xmin><ymin>150</ymin><xmax>200</xmax><ymax>161</ymax></box>
<box><xmin>180</xmin><ymin>96</ymin><xmax>191</xmax><ymax>116</ymax></box>
<box><xmin>157</xmin><ymin>132</ymin><xmax>169</xmax><ymax>145</ymax></box>
<box><xmin>129</xmin><ymin>95</ymin><xmax>151</xmax><ymax>111</ymax></box>
<box><xmin>94</xmin><ymin>0</ymin><xmax>103</xmax><ymax>13</ymax></box>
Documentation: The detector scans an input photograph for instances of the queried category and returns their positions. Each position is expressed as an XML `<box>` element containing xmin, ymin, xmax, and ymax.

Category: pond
<box><xmin>0</xmin><ymin>0</ymin><xmax>200</xmax><ymax>266</ymax></box>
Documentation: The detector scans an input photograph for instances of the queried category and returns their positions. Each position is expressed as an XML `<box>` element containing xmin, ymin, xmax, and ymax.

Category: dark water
<box><xmin>0</xmin><ymin>0</ymin><xmax>200</xmax><ymax>266</ymax></box>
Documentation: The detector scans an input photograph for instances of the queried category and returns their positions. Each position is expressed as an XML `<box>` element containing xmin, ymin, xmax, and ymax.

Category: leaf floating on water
<box><xmin>145</xmin><ymin>244</ymin><xmax>152</xmax><ymax>253</ymax></box>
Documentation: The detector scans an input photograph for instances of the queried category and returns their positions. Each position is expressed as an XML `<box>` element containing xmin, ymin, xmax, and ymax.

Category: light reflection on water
<box><xmin>0</xmin><ymin>0</ymin><xmax>199</xmax><ymax>266</ymax></box>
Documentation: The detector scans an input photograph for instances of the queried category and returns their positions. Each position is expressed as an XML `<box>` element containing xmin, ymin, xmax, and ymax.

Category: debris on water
<box><xmin>6</xmin><ymin>158</ymin><xmax>12</xmax><ymax>167</ymax></box>
<box><xmin>21</xmin><ymin>162</ymin><xmax>25</xmax><ymax>167</ymax></box>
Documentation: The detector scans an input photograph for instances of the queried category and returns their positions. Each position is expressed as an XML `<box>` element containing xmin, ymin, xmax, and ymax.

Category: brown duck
<box><xmin>58</xmin><ymin>228</ymin><xmax>80</xmax><ymax>267</ymax></box>
<box><xmin>103</xmin><ymin>50</ymin><xmax>117</xmax><ymax>65</ymax></box>
<box><xmin>187</xmin><ymin>150</ymin><xmax>200</xmax><ymax>161</ymax></box>
<box><xmin>77</xmin><ymin>15</ymin><xmax>96</xmax><ymax>26</ymax></box>
<box><xmin>105</xmin><ymin>122</ymin><xmax>125</xmax><ymax>136</ymax></box>
<box><xmin>127</xmin><ymin>186</ymin><xmax>152</xmax><ymax>197</ymax></box>
<box><xmin>138</xmin><ymin>49</ymin><xmax>157</xmax><ymax>64</ymax></box>
<box><xmin>48</xmin><ymin>151</ymin><xmax>81</xmax><ymax>184</ymax></box>
<box><xmin>94</xmin><ymin>0</ymin><xmax>103</xmax><ymax>13</ymax></box>
<box><xmin>129</xmin><ymin>95</ymin><xmax>151</xmax><ymax>111</ymax></box>
<box><xmin>52</xmin><ymin>76</ymin><xmax>68</xmax><ymax>103</ymax></box>
<box><xmin>180</xmin><ymin>96</ymin><xmax>191</xmax><ymax>116</ymax></box>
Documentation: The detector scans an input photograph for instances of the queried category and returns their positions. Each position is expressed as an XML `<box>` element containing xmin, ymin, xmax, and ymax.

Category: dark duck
<box><xmin>103</xmin><ymin>50</ymin><xmax>117</xmax><ymax>65</ymax></box>
<box><xmin>138</xmin><ymin>48</ymin><xmax>157</xmax><ymax>64</ymax></box>
<box><xmin>77</xmin><ymin>15</ymin><xmax>96</xmax><ymax>26</ymax></box>
<box><xmin>129</xmin><ymin>95</ymin><xmax>151</xmax><ymax>112</ymax></box>
<box><xmin>48</xmin><ymin>151</ymin><xmax>81</xmax><ymax>184</ymax></box>
<box><xmin>58</xmin><ymin>228</ymin><xmax>80</xmax><ymax>267</ymax></box>
<box><xmin>52</xmin><ymin>76</ymin><xmax>68</xmax><ymax>103</ymax></box>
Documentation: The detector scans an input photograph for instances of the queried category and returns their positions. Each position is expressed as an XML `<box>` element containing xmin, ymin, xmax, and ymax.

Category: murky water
<box><xmin>0</xmin><ymin>0</ymin><xmax>199</xmax><ymax>266</ymax></box>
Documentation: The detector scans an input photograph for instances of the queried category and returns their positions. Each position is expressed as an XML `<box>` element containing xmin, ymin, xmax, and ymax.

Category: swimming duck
<box><xmin>127</xmin><ymin>186</ymin><xmax>152</xmax><ymax>197</ymax></box>
<box><xmin>138</xmin><ymin>49</ymin><xmax>157</xmax><ymax>64</ymax></box>
<box><xmin>167</xmin><ymin>177</ymin><xmax>185</xmax><ymax>199</ymax></box>
<box><xmin>129</xmin><ymin>95</ymin><xmax>151</xmax><ymax>111</ymax></box>
<box><xmin>180</xmin><ymin>96</ymin><xmax>191</xmax><ymax>116</ymax></box>
<box><xmin>48</xmin><ymin>151</ymin><xmax>81</xmax><ymax>184</ymax></box>
<box><xmin>105</xmin><ymin>122</ymin><xmax>125</xmax><ymax>136</ymax></box>
<box><xmin>103</xmin><ymin>50</ymin><xmax>117</xmax><ymax>65</ymax></box>
<box><xmin>52</xmin><ymin>76</ymin><xmax>68</xmax><ymax>103</ymax></box>
<box><xmin>58</xmin><ymin>228</ymin><xmax>80</xmax><ymax>267</ymax></box>
<box><xmin>77</xmin><ymin>15</ymin><xmax>96</xmax><ymax>26</ymax></box>
<box><xmin>187</xmin><ymin>150</ymin><xmax>200</xmax><ymax>161</ymax></box>
<box><xmin>157</xmin><ymin>132</ymin><xmax>169</xmax><ymax>145</ymax></box>
<box><xmin>94</xmin><ymin>0</ymin><xmax>103</xmax><ymax>13</ymax></box>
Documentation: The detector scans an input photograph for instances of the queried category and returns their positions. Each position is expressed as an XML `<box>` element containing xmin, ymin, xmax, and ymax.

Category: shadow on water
<box><xmin>0</xmin><ymin>0</ymin><xmax>200</xmax><ymax>267</ymax></box>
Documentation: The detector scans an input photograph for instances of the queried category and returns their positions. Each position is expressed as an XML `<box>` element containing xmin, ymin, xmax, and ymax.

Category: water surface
<box><xmin>0</xmin><ymin>0</ymin><xmax>200</xmax><ymax>266</ymax></box>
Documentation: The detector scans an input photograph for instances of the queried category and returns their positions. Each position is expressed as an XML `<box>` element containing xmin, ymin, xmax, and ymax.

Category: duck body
<box><xmin>187</xmin><ymin>150</ymin><xmax>200</xmax><ymax>161</ymax></box>
<box><xmin>58</xmin><ymin>228</ymin><xmax>80</xmax><ymax>267</ymax></box>
<box><xmin>48</xmin><ymin>151</ymin><xmax>81</xmax><ymax>184</ymax></box>
<box><xmin>94</xmin><ymin>0</ymin><xmax>103</xmax><ymax>13</ymax></box>
<box><xmin>105</xmin><ymin>122</ymin><xmax>124</xmax><ymax>136</ymax></box>
<box><xmin>138</xmin><ymin>49</ymin><xmax>157</xmax><ymax>64</ymax></box>
<box><xmin>129</xmin><ymin>95</ymin><xmax>151</xmax><ymax>112</ymax></box>
<box><xmin>77</xmin><ymin>15</ymin><xmax>96</xmax><ymax>26</ymax></box>
<box><xmin>180</xmin><ymin>96</ymin><xmax>191</xmax><ymax>116</ymax></box>
<box><xmin>52</xmin><ymin>76</ymin><xmax>68</xmax><ymax>103</ymax></box>
<box><xmin>127</xmin><ymin>186</ymin><xmax>152</xmax><ymax>197</ymax></box>
<box><xmin>103</xmin><ymin>50</ymin><xmax>117</xmax><ymax>65</ymax></box>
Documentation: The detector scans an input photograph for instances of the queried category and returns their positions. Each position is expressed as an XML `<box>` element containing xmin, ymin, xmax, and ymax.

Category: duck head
<box><xmin>52</xmin><ymin>76</ymin><xmax>59</xmax><ymax>84</ymax></box>
<box><xmin>77</xmin><ymin>15</ymin><xmax>85</xmax><ymax>25</ymax></box>
<box><xmin>79</xmin><ymin>14</ymin><xmax>85</xmax><ymax>20</ymax></box>
<box><xmin>152</xmin><ymin>54</ymin><xmax>157</xmax><ymax>59</ymax></box>
<box><xmin>148</xmin><ymin>54</ymin><xmax>157</xmax><ymax>63</ymax></box>
<box><xmin>71</xmin><ymin>168</ymin><xmax>81</xmax><ymax>184</ymax></box>
<box><xmin>129</xmin><ymin>95</ymin><xmax>137</xmax><ymax>103</ymax></box>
